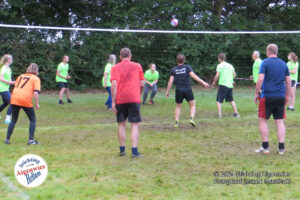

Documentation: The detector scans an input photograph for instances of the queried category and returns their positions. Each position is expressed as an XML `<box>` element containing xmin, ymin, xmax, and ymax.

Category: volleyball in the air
<box><xmin>171</xmin><ymin>18</ymin><xmax>178</xmax><ymax>27</ymax></box>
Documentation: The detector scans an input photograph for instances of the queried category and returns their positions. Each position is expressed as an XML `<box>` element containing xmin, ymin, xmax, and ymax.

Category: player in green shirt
<box><xmin>212</xmin><ymin>53</ymin><xmax>239</xmax><ymax>118</ymax></box>
<box><xmin>0</xmin><ymin>54</ymin><xmax>16</xmax><ymax>124</ymax></box>
<box><xmin>102</xmin><ymin>54</ymin><xmax>116</xmax><ymax>110</ymax></box>
<box><xmin>56</xmin><ymin>55</ymin><xmax>73</xmax><ymax>104</ymax></box>
<box><xmin>143</xmin><ymin>63</ymin><xmax>159</xmax><ymax>105</ymax></box>
<box><xmin>286</xmin><ymin>52</ymin><xmax>299</xmax><ymax>111</ymax></box>
<box><xmin>250</xmin><ymin>51</ymin><xmax>262</xmax><ymax>83</ymax></box>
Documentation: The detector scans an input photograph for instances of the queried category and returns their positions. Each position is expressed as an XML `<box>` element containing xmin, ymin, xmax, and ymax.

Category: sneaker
<box><xmin>189</xmin><ymin>119</ymin><xmax>196</xmax><ymax>127</ymax></box>
<box><xmin>232</xmin><ymin>113</ymin><xmax>240</xmax><ymax>117</ymax></box>
<box><xmin>218</xmin><ymin>115</ymin><xmax>222</xmax><ymax>119</ymax></box>
<box><xmin>28</xmin><ymin>140</ymin><xmax>39</xmax><ymax>145</ymax></box>
<box><xmin>67</xmin><ymin>99</ymin><xmax>73</xmax><ymax>103</ymax></box>
<box><xmin>4</xmin><ymin>119</ymin><xmax>11</xmax><ymax>124</ymax></box>
<box><xmin>148</xmin><ymin>99</ymin><xmax>154</xmax><ymax>105</ymax></box>
<box><xmin>131</xmin><ymin>153</ymin><xmax>143</xmax><ymax>158</ymax></box>
<box><xmin>4</xmin><ymin>139</ymin><xmax>10</xmax><ymax>144</ymax></box>
<box><xmin>119</xmin><ymin>152</ymin><xmax>126</xmax><ymax>157</ymax></box>
<box><xmin>278</xmin><ymin>149</ymin><xmax>285</xmax><ymax>155</ymax></box>
<box><xmin>287</xmin><ymin>107</ymin><xmax>295</xmax><ymax>111</ymax></box>
<box><xmin>254</xmin><ymin>146</ymin><xmax>270</xmax><ymax>154</ymax></box>
<box><xmin>58</xmin><ymin>100</ymin><xmax>64</xmax><ymax>105</ymax></box>
<box><xmin>174</xmin><ymin>123</ymin><xmax>179</xmax><ymax>128</ymax></box>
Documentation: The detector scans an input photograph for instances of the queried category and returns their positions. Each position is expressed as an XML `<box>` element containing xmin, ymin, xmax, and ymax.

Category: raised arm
<box><xmin>189</xmin><ymin>72</ymin><xmax>209</xmax><ymax>88</ymax></box>
<box><xmin>166</xmin><ymin>76</ymin><xmax>174</xmax><ymax>98</ymax></box>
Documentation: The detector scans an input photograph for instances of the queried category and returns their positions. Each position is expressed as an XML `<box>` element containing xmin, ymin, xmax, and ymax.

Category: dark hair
<box><xmin>120</xmin><ymin>48</ymin><xmax>131</xmax><ymax>58</ymax></box>
<box><xmin>176</xmin><ymin>54</ymin><xmax>185</xmax><ymax>64</ymax></box>
<box><xmin>218</xmin><ymin>53</ymin><xmax>226</xmax><ymax>61</ymax></box>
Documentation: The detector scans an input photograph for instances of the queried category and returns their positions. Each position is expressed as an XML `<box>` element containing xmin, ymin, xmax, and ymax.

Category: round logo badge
<box><xmin>14</xmin><ymin>154</ymin><xmax>48</xmax><ymax>188</ymax></box>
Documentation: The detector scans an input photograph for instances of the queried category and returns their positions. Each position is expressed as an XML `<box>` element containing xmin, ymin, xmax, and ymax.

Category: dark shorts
<box><xmin>216</xmin><ymin>85</ymin><xmax>233</xmax><ymax>103</ymax></box>
<box><xmin>175</xmin><ymin>88</ymin><xmax>194</xmax><ymax>104</ymax></box>
<box><xmin>258</xmin><ymin>97</ymin><xmax>286</xmax><ymax>120</ymax></box>
<box><xmin>57</xmin><ymin>82</ymin><xmax>69</xmax><ymax>89</ymax></box>
<box><xmin>116</xmin><ymin>103</ymin><xmax>142</xmax><ymax>123</ymax></box>
<box><xmin>291</xmin><ymin>80</ymin><xmax>297</xmax><ymax>87</ymax></box>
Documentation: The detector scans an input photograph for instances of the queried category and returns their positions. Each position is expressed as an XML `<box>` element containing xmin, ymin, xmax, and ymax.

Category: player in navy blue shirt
<box><xmin>254</xmin><ymin>44</ymin><xmax>291</xmax><ymax>155</ymax></box>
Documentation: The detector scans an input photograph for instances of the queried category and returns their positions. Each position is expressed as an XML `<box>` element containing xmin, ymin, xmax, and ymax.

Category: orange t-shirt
<box><xmin>11</xmin><ymin>73</ymin><xmax>41</xmax><ymax>107</ymax></box>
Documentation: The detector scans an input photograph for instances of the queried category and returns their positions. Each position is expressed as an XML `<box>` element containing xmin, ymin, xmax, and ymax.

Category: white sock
<box><xmin>5</xmin><ymin>115</ymin><xmax>11</xmax><ymax>121</ymax></box>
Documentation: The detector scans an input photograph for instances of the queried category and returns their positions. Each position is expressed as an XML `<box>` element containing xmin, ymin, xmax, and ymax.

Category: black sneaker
<box><xmin>131</xmin><ymin>153</ymin><xmax>143</xmax><ymax>158</ymax></box>
<box><xmin>119</xmin><ymin>152</ymin><xmax>126</xmax><ymax>157</ymax></box>
<box><xmin>58</xmin><ymin>100</ymin><xmax>64</xmax><ymax>105</ymax></box>
<box><xmin>232</xmin><ymin>113</ymin><xmax>240</xmax><ymax>117</ymax></box>
<box><xmin>67</xmin><ymin>99</ymin><xmax>73</xmax><ymax>103</ymax></box>
<box><xmin>28</xmin><ymin>140</ymin><xmax>39</xmax><ymax>145</ymax></box>
<box><xmin>4</xmin><ymin>139</ymin><xmax>10</xmax><ymax>144</ymax></box>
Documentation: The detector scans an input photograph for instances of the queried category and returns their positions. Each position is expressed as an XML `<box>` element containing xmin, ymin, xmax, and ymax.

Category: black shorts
<box><xmin>291</xmin><ymin>80</ymin><xmax>297</xmax><ymax>87</ymax></box>
<box><xmin>116</xmin><ymin>103</ymin><xmax>142</xmax><ymax>123</ymax></box>
<box><xmin>175</xmin><ymin>88</ymin><xmax>194</xmax><ymax>103</ymax></box>
<box><xmin>258</xmin><ymin>97</ymin><xmax>285</xmax><ymax>120</ymax></box>
<box><xmin>216</xmin><ymin>85</ymin><xmax>233</xmax><ymax>103</ymax></box>
<box><xmin>57</xmin><ymin>82</ymin><xmax>69</xmax><ymax>89</ymax></box>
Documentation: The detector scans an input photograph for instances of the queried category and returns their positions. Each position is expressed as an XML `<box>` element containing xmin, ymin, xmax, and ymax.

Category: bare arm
<box><xmin>103</xmin><ymin>72</ymin><xmax>108</xmax><ymax>88</ymax></box>
<box><xmin>189</xmin><ymin>72</ymin><xmax>209</xmax><ymax>88</ymax></box>
<box><xmin>140</xmin><ymin>80</ymin><xmax>145</xmax><ymax>95</ymax></box>
<box><xmin>56</xmin><ymin>70</ymin><xmax>69</xmax><ymax>80</ymax></box>
<box><xmin>290</xmin><ymin>66</ymin><xmax>298</xmax><ymax>74</ymax></box>
<box><xmin>0</xmin><ymin>74</ymin><xmax>14</xmax><ymax>85</ymax></box>
<box><xmin>285</xmin><ymin>76</ymin><xmax>292</xmax><ymax>104</ymax></box>
<box><xmin>212</xmin><ymin>72</ymin><xmax>220</xmax><ymax>87</ymax></box>
<box><xmin>111</xmin><ymin>80</ymin><xmax>117</xmax><ymax>113</ymax></box>
<box><xmin>34</xmin><ymin>92</ymin><xmax>40</xmax><ymax>109</ymax></box>
<box><xmin>254</xmin><ymin>74</ymin><xmax>264</xmax><ymax>105</ymax></box>
<box><xmin>166</xmin><ymin>76</ymin><xmax>174</xmax><ymax>97</ymax></box>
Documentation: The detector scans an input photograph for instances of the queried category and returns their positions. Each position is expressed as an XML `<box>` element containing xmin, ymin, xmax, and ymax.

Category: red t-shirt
<box><xmin>110</xmin><ymin>60</ymin><xmax>144</xmax><ymax>104</ymax></box>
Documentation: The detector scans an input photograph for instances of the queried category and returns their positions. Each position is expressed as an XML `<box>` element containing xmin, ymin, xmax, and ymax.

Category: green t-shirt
<box><xmin>216</xmin><ymin>62</ymin><xmax>235</xmax><ymax>88</ymax></box>
<box><xmin>102</xmin><ymin>63</ymin><xmax>113</xmax><ymax>87</ymax></box>
<box><xmin>287</xmin><ymin>61</ymin><xmax>299</xmax><ymax>81</ymax></box>
<box><xmin>0</xmin><ymin>65</ymin><xmax>12</xmax><ymax>92</ymax></box>
<box><xmin>144</xmin><ymin>69</ymin><xmax>159</xmax><ymax>84</ymax></box>
<box><xmin>56</xmin><ymin>62</ymin><xmax>69</xmax><ymax>83</ymax></box>
<box><xmin>252</xmin><ymin>58</ymin><xmax>262</xmax><ymax>83</ymax></box>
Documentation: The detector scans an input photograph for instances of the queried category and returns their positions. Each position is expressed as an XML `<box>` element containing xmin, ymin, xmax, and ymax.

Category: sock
<box><xmin>262</xmin><ymin>142</ymin><xmax>269</xmax><ymax>149</ymax></box>
<box><xmin>120</xmin><ymin>146</ymin><xmax>125</xmax><ymax>153</ymax></box>
<box><xmin>5</xmin><ymin>115</ymin><xmax>11</xmax><ymax>121</ymax></box>
<box><xmin>132</xmin><ymin>147</ymin><xmax>139</xmax><ymax>155</ymax></box>
<box><xmin>278</xmin><ymin>143</ymin><xmax>285</xmax><ymax>150</ymax></box>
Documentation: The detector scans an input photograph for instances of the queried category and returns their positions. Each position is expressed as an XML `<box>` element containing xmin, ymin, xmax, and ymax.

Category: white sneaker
<box><xmin>254</xmin><ymin>146</ymin><xmax>270</xmax><ymax>154</ymax></box>
<box><xmin>278</xmin><ymin>149</ymin><xmax>285</xmax><ymax>155</ymax></box>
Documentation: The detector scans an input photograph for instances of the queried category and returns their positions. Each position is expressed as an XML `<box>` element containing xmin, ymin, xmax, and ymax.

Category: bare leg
<box><xmin>217</xmin><ymin>102</ymin><xmax>222</xmax><ymax>117</ymax></box>
<box><xmin>65</xmin><ymin>88</ymin><xmax>71</xmax><ymax>99</ymax></box>
<box><xmin>289</xmin><ymin>87</ymin><xmax>296</xmax><ymax>108</ymax></box>
<box><xmin>275</xmin><ymin>119</ymin><xmax>285</xmax><ymax>143</ymax></box>
<box><xmin>230</xmin><ymin>101</ymin><xmax>238</xmax><ymax>113</ymax></box>
<box><xmin>175</xmin><ymin>103</ymin><xmax>182</xmax><ymax>121</ymax></box>
<box><xmin>59</xmin><ymin>88</ymin><xmax>65</xmax><ymax>100</ymax></box>
<box><xmin>131</xmin><ymin>123</ymin><xmax>139</xmax><ymax>147</ymax></box>
<box><xmin>259</xmin><ymin>117</ymin><xmax>269</xmax><ymax>142</ymax></box>
<box><xmin>188</xmin><ymin>100</ymin><xmax>196</xmax><ymax>118</ymax></box>
<box><xmin>118</xmin><ymin>122</ymin><xmax>126</xmax><ymax>146</ymax></box>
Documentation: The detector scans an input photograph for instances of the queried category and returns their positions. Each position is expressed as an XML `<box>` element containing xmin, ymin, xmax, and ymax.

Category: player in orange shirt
<box><xmin>5</xmin><ymin>63</ymin><xmax>41</xmax><ymax>145</ymax></box>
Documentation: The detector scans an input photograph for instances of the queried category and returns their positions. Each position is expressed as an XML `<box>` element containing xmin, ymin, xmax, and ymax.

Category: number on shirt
<box><xmin>16</xmin><ymin>77</ymin><xmax>30</xmax><ymax>88</ymax></box>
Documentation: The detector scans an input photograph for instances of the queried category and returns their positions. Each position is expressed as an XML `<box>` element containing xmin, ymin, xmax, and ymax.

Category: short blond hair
<box><xmin>267</xmin><ymin>44</ymin><xmax>278</xmax><ymax>55</ymax></box>
<box><xmin>0</xmin><ymin>54</ymin><xmax>12</xmax><ymax>66</ymax></box>
<box><xmin>26</xmin><ymin>63</ymin><xmax>39</xmax><ymax>75</ymax></box>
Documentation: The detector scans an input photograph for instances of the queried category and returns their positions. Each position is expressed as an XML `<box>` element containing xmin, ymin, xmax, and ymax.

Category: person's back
<box><xmin>217</xmin><ymin>62</ymin><xmax>234</xmax><ymax>88</ymax></box>
<box><xmin>170</xmin><ymin>64</ymin><xmax>193</xmax><ymax>90</ymax></box>
<box><xmin>260</xmin><ymin>57</ymin><xmax>289</xmax><ymax>98</ymax></box>
<box><xmin>111</xmin><ymin>60</ymin><xmax>144</xmax><ymax>104</ymax></box>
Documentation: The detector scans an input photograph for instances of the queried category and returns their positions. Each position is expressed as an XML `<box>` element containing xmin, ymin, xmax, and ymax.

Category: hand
<box><xmin>233</xmin><ymin>81</ymin><xmax>236</xmax><ymax>86</ymax></box>
<box><xmin>212</xmin><ymin>82</ymin><xmax>216</xmax><ymax>88</ymax></box>
<box><xmin>10</xmin><ymin>81</ymin><xmax>16</xmax><ymax>85</ymax></box>
<box><xmin>150</xmin><ymin>83</ymin><xmax>153</xmax><ymax>87</ymax></box>
<box><xmin>35</xmin><ymin>104</ymin><xmax>40</xmax><ymax>110</ymax></box>
<box><xmin>166</xmin><ymin>91</ymin><xmax>169</xmax><ymax>98</ymax></box>
<box><xmin>103</xmin><ymin>84</ymin><xmax>107</xmax><ymax>89</ymax></box>
<box><xmin>112</xmin><ymin>102</ymin><xmax>117</xmax><ymax>113</ymax></box>
<box><xmin>254</xmin><ymin>93</ymin><xmax>260</xmax><ymax>105</ymax></box>
<box><xmin>67</xmin><ymin>75</ymin><xmax>71</xmax><ymax>79</ymax></box>
<box><xmin>203</xmin><ymin>82</ymin><xmax>209</xmax><ymax>88</ymax></box>
<box><xmin>249</xmin><ymin>75</ymin><xmax>253</xmax><ymax>80</ymax></box>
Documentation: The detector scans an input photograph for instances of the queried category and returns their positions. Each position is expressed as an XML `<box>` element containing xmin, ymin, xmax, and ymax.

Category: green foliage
<box><xmin>0</xmin><ymin>0</ymin><xmax>299</xmax><ymax>89</ymax></box>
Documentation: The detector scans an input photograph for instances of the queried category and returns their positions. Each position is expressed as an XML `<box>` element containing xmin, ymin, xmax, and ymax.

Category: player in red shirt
<box><xmin>111</xmin><ymin>48</ymin><xmax>144</xmax><ymax>158</ymax></box>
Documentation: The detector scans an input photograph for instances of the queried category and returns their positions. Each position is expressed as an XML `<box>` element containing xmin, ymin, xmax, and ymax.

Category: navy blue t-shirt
<box><xmin>170</xmin><ymin>64</ymin><xmax>193</xmax><ymax>90</ymax></box>
<box><xmin>259</xmin><ymin>57</ymin><xmax>290</xmax><ymax>98</ymax></box>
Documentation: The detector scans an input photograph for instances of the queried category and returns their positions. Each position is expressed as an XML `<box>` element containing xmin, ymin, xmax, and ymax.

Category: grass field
<box><xmin>0</xmin><ymin>87</ymin><xmax>299</xmax><ymax>200</ymax></box>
